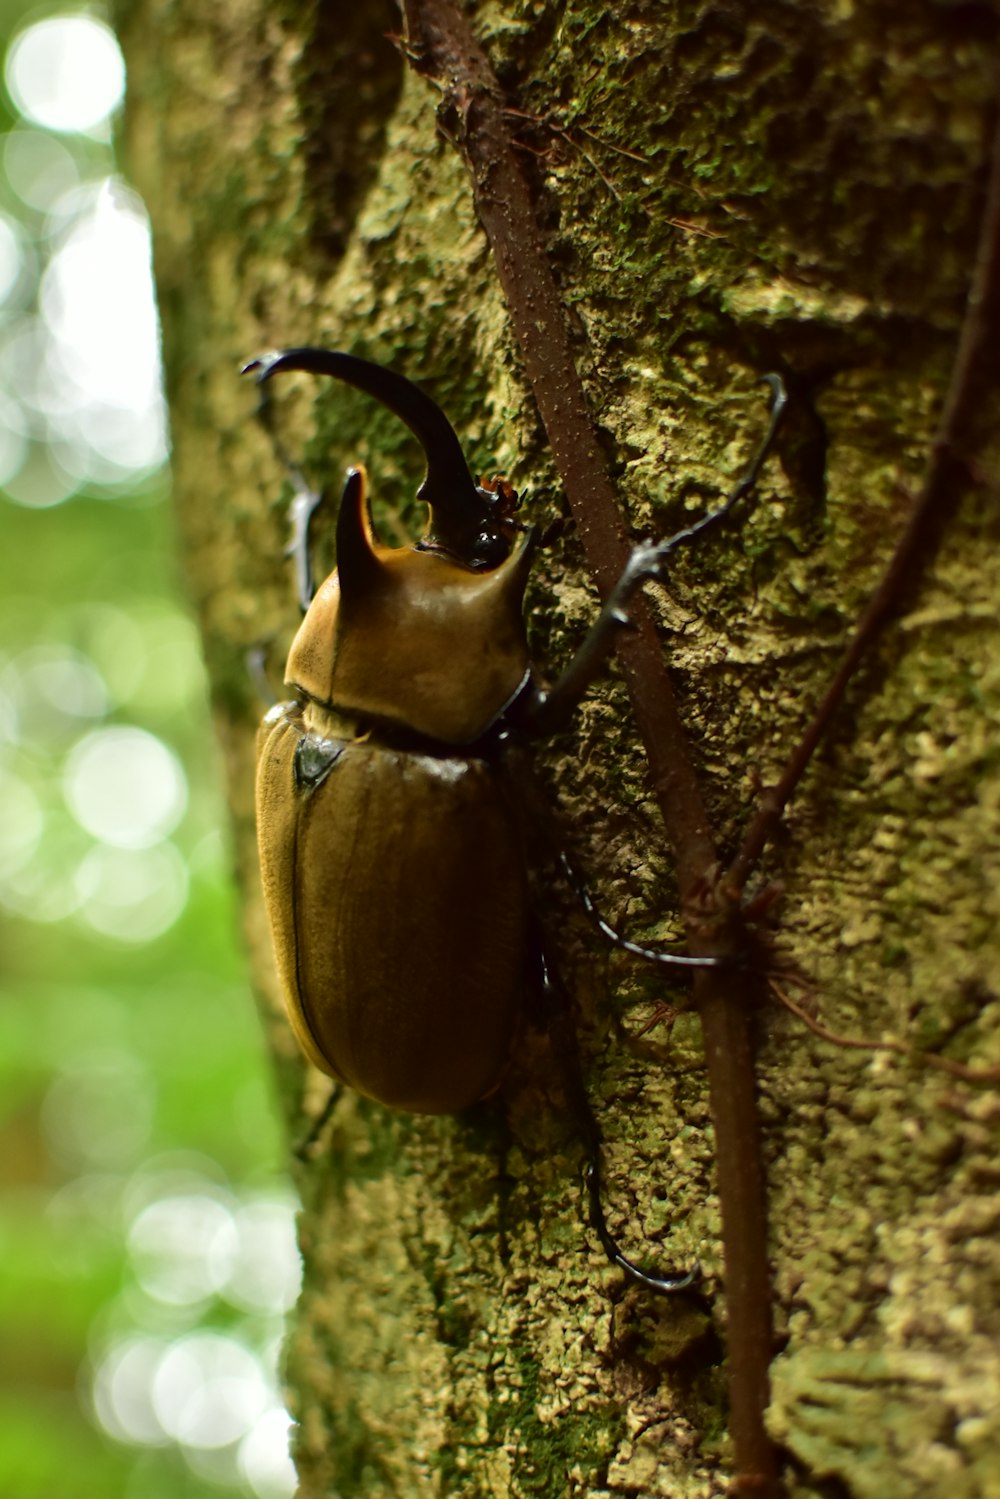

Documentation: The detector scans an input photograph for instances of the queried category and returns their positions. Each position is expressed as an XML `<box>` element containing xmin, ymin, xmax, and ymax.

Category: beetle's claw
<box><xmin>241</xmin><ymin>351</ymin><xmax>284</xmax><ymax>382</ymax></box>
<box><xmin>761</xmin><ymin>370</ymin><xmax>788</xmax><ymax>414</ymax></box>
<box><xmin>585</xmin><ymin>1160</ymin><xmax>700</xmax><ymax>1296</ymax></box>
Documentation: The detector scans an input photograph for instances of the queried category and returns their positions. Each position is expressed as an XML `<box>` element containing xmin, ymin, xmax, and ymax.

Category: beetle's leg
<box><xmin>502</xmin><ymin>743</ymin><xmax>727</xmax><ymax>970</ymax></box>
<box><xmin>250</xmin><ymin>362</ymin><xmax>332</xmax><ymax>613</ymax></box>
<box><xmin>293</xmin><ymin>1081</ymin><xmax>343</xmax><ymax>1162</ymax></box>
<box><xmin>537</xmin><ymin>940</ymin><xmax>699</xmax><ymax>1294</ymax></box>
<box><xmin>583</xmin><ymin>1158</ymin><xmax>697</xmax><ymax>1296</ymax></box>
<box><xmin>558</xmin><ymin>849</ymin><xmax>727</xmax><ymax>969</ymax></box>
<box><xmin>246</xmin><ymin>645</ymin><xmax>278</xmax><ymax>707</ymax></box>
<box><xmin>285</xmin><ymin>469</ymin><xmax>332</xmax><ymax>614</ymax></box>
<box><xmin>521</xmin><ymin>374</ymin><xmax>787</xmax><ymax>739</ymax></box>
<box><xmin>647</xmin><ymin>371</ymin><xmax>787</xmax><ymax>555</ymax></box>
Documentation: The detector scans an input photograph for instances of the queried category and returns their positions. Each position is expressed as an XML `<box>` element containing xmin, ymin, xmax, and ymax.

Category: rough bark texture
<box><xmin>119</xmin><ymin>2</ymin><xmax>1000</xmax><ymax>1496</ymax></box>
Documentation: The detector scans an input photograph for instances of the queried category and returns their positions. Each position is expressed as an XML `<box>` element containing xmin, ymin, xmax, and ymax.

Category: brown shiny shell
<box><xmin>256</xmin><ymin>705</ymin><xmax>529</xmax><ymax>1114</ymax></box>
<box><xmin>285</xmin><ymin>466</ymin><xmax>534</xmax><ymax>744</ymax></box>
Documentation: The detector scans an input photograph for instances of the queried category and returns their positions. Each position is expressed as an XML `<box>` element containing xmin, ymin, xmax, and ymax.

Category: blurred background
<box><xmin>0</xmin><ymin>7</ymin><xmax>299</xmax><ymax>1497</ymax></box>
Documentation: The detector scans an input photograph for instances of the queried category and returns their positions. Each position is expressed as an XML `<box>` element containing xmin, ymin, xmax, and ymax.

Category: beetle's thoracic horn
<box><xmin>244</xmin><ymin>347</ymin><xmax>509</xmax><ymax>567</ymax></box>
<box><xmin>334</xmin><ymin>466</ymin><xmax>382</xmax><ymax>605</ymax></box>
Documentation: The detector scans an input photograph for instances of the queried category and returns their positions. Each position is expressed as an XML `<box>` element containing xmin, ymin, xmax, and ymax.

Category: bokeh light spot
<box><xmin>129</xmin><ymin>1192</ymin><xmax>239</xmax><ymax>1308</ymax></box>
<box><xmin>152</xmin><ymin>1333</ymin><xmax>271</xmax><ymax>1450</ymax></box>
<box><xmin>2</xmin><ymin>439</ymin><xmax>76</xmax><ymax>506</ymax></box>
<box><xmin>0</xmin><ymin>769</ymin><xmax>43</xmax><ymax>874</ymax></box>
<box><xmin>92</xmin><ymin>1335</ymin><xmax>172</xmax><ymax>1447</ymax></box>
<box><xmin>74</xmin><ymin>840</ymin><xmax>189</xmax><ymax>942</ymax></box>
<box><xmin>0</xmin><ymin>211</ymin><xmax>25</xmax><ymax>303</ymax></box>
<box><xmin>14</xmin><ymin>643</ymin><xmax>109</xmax><ymax>736</ymax></box>
<box><xmin>42</xmin><ymin>1048</ymin><xmax>154</xmax><ymax>1170</ymax></box>
<box><xmin>3</xmin><ymin>126</ymin><xmax>80</xmax><ymax>212</ymax></box>
<box><xmin>64</xmin><ymin>725</ymin><xmax>187</xmax><ymax>848</ymax></box>
<box><xmin>239</xmin><ymin>1408</ymin><xmax>298</xmax><ymax>1499</ymax></box>
<box><xmin>224</xmin><ymin>1195</ymin><xmax>302</xmax><ymax>1315</ymax></box>
<box><xmin>5</xmin><ymin>15</ymin><xmax>125</xmax><ymax>135</ymax></box>
<box><xmin>0</xmin><ymin>811</ymin><xmax>86</xmax><ymax>921</ymax></box>
<box><xmin>39</xmin><ymin>180</ymin><xmax>167</xmax><ymax>480</ymax></box>
<box><xmin>0</xmin><ymin>412</ymin><xmax>29</xmax><ymax>487</ymax></box>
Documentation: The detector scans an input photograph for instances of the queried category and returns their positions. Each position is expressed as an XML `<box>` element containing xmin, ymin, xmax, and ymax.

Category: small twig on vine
<box><xmin>505</xmin><ymin>104</ymin><xmax>730</xmax><ymax>234</ymax></box>
<box><xmin>768</xmin><ymin>976</ymin><xmax>1000</xmax><ymax>1085</ymax></box>
<box><xmin>728</xmin><ymin>95</ymin><xmax>1000</xmax><ymax>893</ymax></box>
<box><xmin>504</xmin><ymin>105</ymin><xmax>617</xmax><ymax>193</ymax></box>
<box><xmin>504</xmin><ymin>104</ymin><xmax>648</xmax><ymax>164</ymax></box>
<box><xmin>626</xmin><ymin>1000</ymin><xmax>682</xmax><ymax>1042</ymax></box>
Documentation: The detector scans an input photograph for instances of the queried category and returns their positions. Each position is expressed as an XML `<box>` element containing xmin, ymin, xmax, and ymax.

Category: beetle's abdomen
<box><xmin>256</xmin><ymin>707</ymin><xmax>528</xmax><ymax>1114</ymax></box>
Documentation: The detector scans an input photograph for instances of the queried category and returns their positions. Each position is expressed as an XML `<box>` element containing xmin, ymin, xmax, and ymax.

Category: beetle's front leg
<box><xmin>248</xmin><ymin>358</ymin><xmax>334</xmax><ymax>613</ymax></box>
<box><xmin>520</xmin><ymin>374</ymin><xmax>787</xmax><ymax>739</ymax></box>
<box><xmin>518</xmin><ymin>541</ymin><xmax>678</xmax><ymax>737</ymax></box>
<box><xmin>285</xmin><ymin>468</ymin><xmax>332</xmax><ymax>614</ymax></box>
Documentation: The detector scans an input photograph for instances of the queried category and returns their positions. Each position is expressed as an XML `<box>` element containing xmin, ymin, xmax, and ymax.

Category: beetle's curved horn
<box><xmin>244</xmin><ymin>347</ymin><xmax>506</xmax><ymax>566</ymax></box>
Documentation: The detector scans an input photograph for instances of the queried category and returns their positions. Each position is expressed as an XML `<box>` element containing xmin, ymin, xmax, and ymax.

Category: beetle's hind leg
<box><xmin>536</xmin><ymin>938</ymin><xmax>698</xmax><ymax>1295</ymax></box>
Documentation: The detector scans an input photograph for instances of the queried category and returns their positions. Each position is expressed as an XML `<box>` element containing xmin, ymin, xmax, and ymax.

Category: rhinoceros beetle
<box><xmin>246</xmin><ymin>347</ymin><xmax>785</xmax><ymax>1294</ymax></box>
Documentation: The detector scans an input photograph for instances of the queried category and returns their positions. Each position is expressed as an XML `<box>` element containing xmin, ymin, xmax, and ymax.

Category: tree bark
<box><xmin>119</xmin><ymin>3</ymin><xmax>1000</xmax><ymax>1495</ymax></box>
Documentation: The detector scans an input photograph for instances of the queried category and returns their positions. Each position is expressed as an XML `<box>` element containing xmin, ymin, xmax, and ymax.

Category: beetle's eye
<box><xmin>473</xmin><ymin>529</ymin><xmax>512</xmax><ymax>568</ymax></box>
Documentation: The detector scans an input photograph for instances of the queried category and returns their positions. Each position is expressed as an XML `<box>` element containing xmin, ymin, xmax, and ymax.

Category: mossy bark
<box><xmin>119</xmin><ymin>2</ymin><xmax>1000</xmax><ymax>1495</ymax></box>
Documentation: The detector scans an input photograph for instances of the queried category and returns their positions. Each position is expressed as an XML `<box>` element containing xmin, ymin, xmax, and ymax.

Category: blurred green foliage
<box><xmin>0</xmin><ymin>11</ymin><xmax>293</xmax><ymax>1499</ymax></box>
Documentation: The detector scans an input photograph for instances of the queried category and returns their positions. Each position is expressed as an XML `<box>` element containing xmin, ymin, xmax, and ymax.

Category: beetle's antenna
<box><xmin>243</xmin><ymin>348</ymin><xmax>510</xmax><ymax>567</ymax></box>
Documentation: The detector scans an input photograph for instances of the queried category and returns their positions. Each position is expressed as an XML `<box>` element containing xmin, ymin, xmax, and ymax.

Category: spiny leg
<box><xmin>650</xmin><ymin>372</ymin><xmax>787</xmax><ymax>555</ymax></box>
<box><xmin>537</xmin><ymin>938</ymin><xmax>698</xmax><ymax>1294</ymax></box>
<box><xmin>558</xmin><ymin>847</ymin><xmax>727</xmax><ymax>970</ymax></box>
<box><xmin>250</xmin><ymin>362</ymin><xmax>332</xmax><ymax>613</ymax></box>
<box><xmin>293</xmin><ymin>1081</ymin><xmax>344</xmax><ymax>1162</ymax></box>
<box><xmin>522</xmin><ymin>374</ymin><xmax>787</xmax><ymax>739</ymax></box>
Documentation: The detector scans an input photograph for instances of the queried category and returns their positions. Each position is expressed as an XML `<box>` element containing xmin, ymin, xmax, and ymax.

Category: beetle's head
<box><xmin>245</xmin><ymin>347</ymin><xmax>526</xmax><ymax>570</ymax></box>
<box><xmin>245</xmin><ymin>349</ymin><xmax>536</xmax><ymax>743</ymax></box>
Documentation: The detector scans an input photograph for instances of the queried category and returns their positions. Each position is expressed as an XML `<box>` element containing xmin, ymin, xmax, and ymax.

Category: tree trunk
<box><xmin>118</xmin><ymin>3</ymin><xmax>1000</xmax><ymax>1495</ymax></box>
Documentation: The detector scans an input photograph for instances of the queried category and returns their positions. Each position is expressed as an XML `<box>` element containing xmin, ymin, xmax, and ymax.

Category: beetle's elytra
<box><xmin>257</xmin><ymin>717</ymin><xmax>529</xmax><ymax>1114</ymax></box>
<box><xmin>247</xmin><ymin>346</ymin><xmax>785</xmax><ymax>1290</ymax></box>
